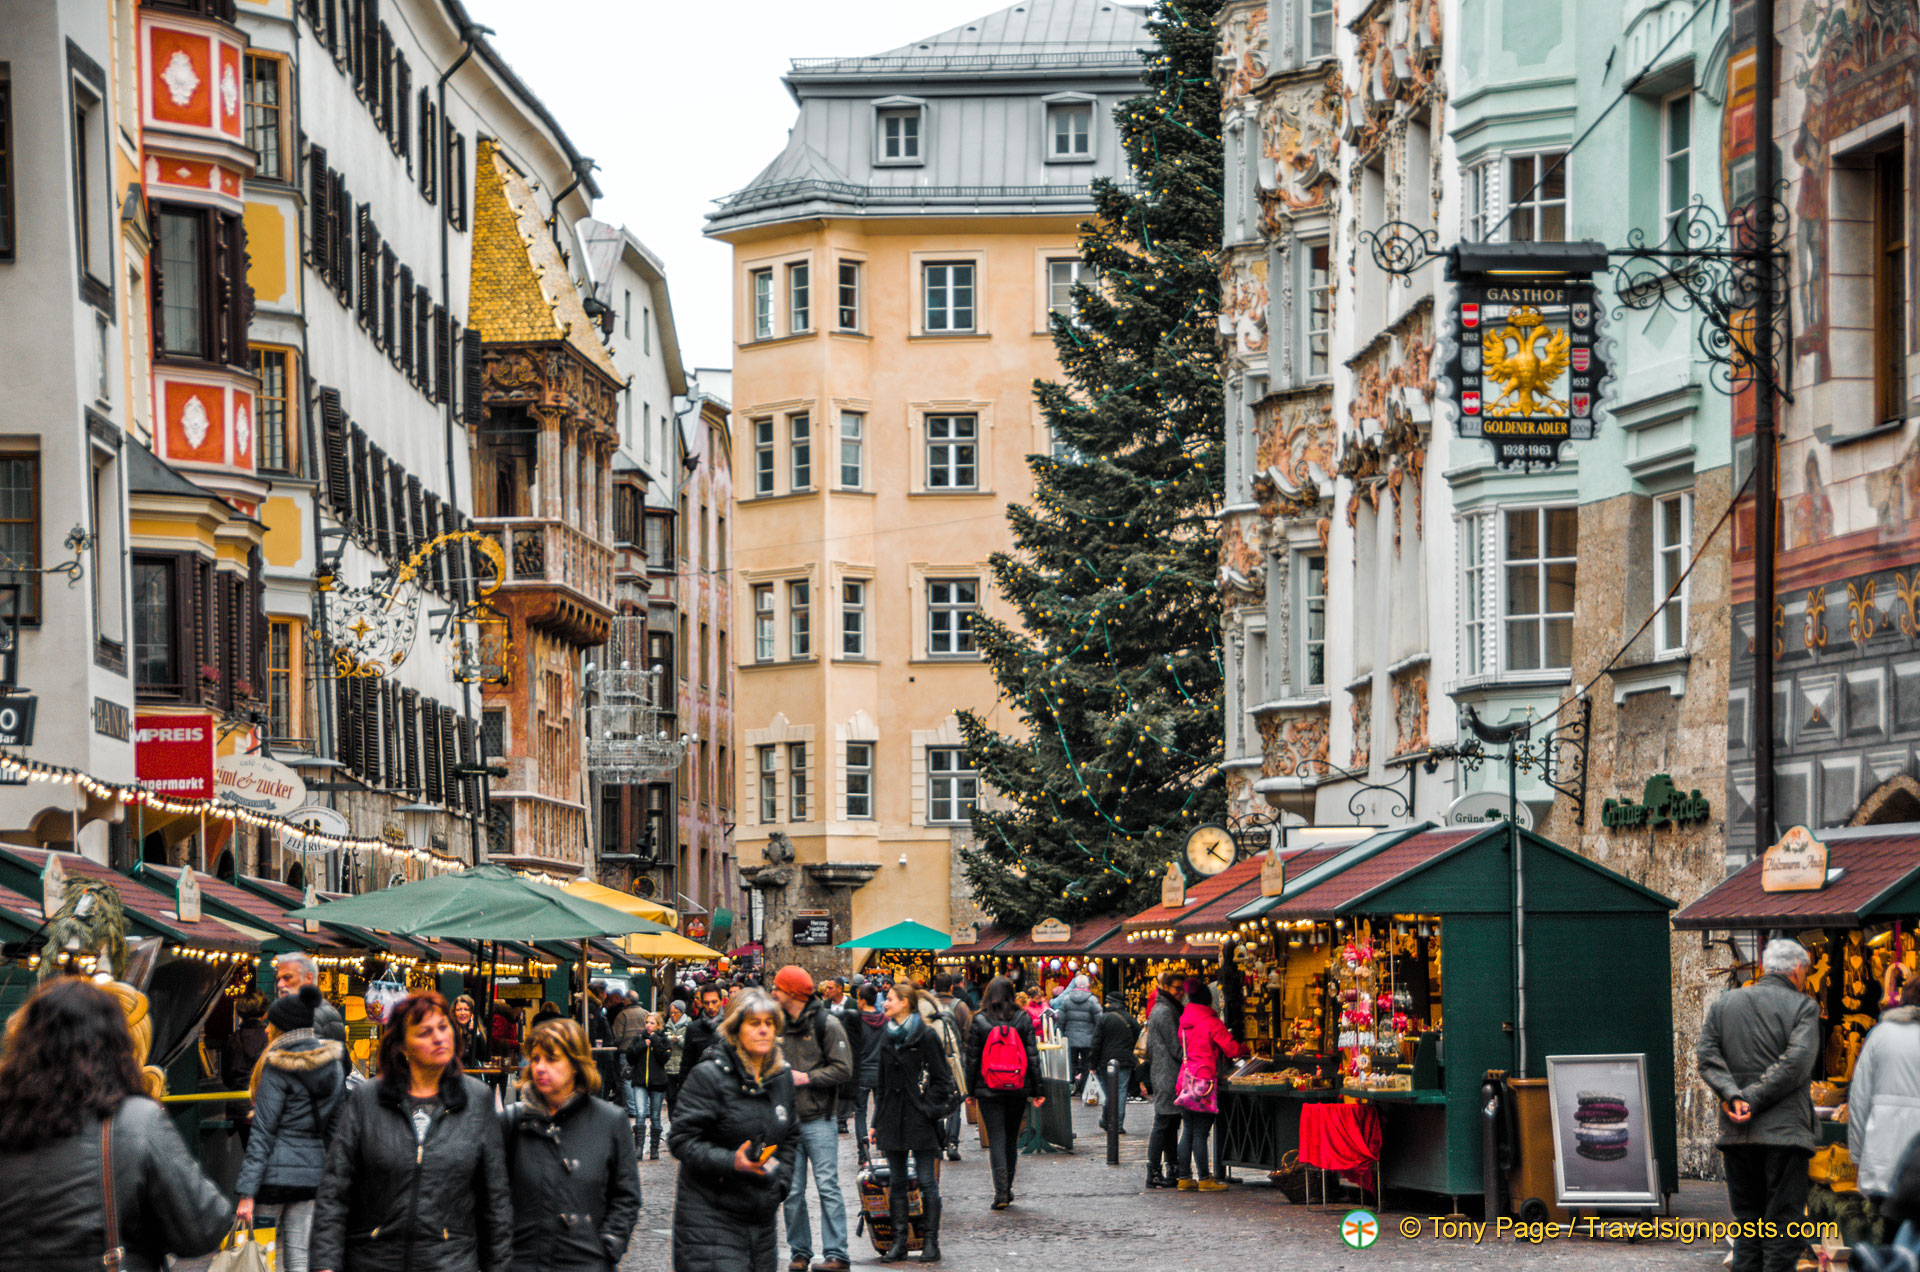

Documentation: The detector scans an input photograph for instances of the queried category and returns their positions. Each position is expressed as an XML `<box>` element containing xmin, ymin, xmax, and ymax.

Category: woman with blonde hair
<box><xmin>233</xmin><ymin>985</ymin><xmax>347</xmax><ymax>1272</ymax></box>
<box><xmin>0</xmin><ymin>978</ymin><xmax>232</xmax><ymax>1270</ymax></box>
<box><xmin>627</xmin><ymin>1010</ymin><xmax>672</xmax><ymax>1161</ymax></box>
<box><xmin>501</xmin><ymin>1018</ymin><xmax>639</xmax><ymax>1272</ymax></box>
<box><xmin>669</xmin><ymin>988</ymin><xmax>798</xmax><ymax>1272</ymax></box>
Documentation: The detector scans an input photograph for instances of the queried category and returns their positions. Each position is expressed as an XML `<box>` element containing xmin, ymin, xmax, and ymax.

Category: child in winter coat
<box><xmin>1173</xmin><ymin>980</ymin><xmax>1243</xmax><ymax>1190</ymax></box>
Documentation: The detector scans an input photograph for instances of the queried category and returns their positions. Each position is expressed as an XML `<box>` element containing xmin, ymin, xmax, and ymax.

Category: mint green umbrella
<box><xmin>287</xmin><ymin>865</ymin><xmax>671</xmax><ymax>942</ymax></box>
<box><xmin>838</xmin><ymin>919</ymin><xmax>951</xmax><ymax>951</ymax></box>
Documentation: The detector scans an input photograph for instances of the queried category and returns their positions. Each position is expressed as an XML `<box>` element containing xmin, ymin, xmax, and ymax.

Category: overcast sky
<box><xmin>465</xmin><ymin>0</ymin><xmax>1002</xmax><ymax>374</ymax></box>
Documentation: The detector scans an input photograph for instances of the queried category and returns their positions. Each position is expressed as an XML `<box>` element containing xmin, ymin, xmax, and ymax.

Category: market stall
<box><xmin>1673</xmin><ymin>824</ymin><xmax>1920</xmax><ymax>1237</ymax></box>
<box><xmin>1218</xmin><ymin>822</ymin><xmax>1678</xmax><ymax>1207</ymax></box>
<box><xmin>934</xmin><ymin>925</ymin><xmax>1013</xmax><ymax>983</ymax></box>
<box><xmin>991</xmin><ymin>918</ymin><xmax>1122</xmax><ymax>1002</ymax></box>
<box><xmin>838</xmin><ymin>919</ymin><xmax>952</xmax><ymax>986</ymax></box>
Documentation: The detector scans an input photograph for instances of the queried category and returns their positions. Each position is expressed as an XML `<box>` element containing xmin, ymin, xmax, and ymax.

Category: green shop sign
<box><xmin>1601</xmin><ymin>774</ymin><xmax>1710</xmax><ymax>829</ymax></box>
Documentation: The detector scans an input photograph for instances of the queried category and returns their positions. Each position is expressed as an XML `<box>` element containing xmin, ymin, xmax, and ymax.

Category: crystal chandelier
<box><xmin>587</xmin><ymin>661</ymin><xmax>694</xmax><ymax>781</ymax></box>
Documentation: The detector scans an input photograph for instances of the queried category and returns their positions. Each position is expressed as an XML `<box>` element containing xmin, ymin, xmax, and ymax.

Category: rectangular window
<box><xmin>1305</xmin><ymin>0</ymin><xmax>1335</xmax><ymax>58</ymax></box>
<box><xmin>1305</xmin><ymin>242</ymin><xmax>1332</xmax><ymax>379</ymax></box>
<box><xmin>1503</xmin><ymin>506</ymin><xmax>1578</xmax><ymax>672</ymax></box>
<box><xmin>789</xmin><ymin>742</ymin><xmax>809</xmax><ymax>821</ymax></box>
<box><xmin>0</xmin><ymin>76</ymin><xmax>14</xmax><ymax>260</ymax></box>
<box><xmin>253</xmin><ymin>346</ymin><xmax>294</xmax><ymax>474</ymax></box>
<box><xmin>0</xmin><ymin>455</ymin><xmax>40</xmax><ymax>624</ymax></box>
<box><xmin>790</xmin><ymin>413</ymin><xmax>811</xmax><ymax>490</ymax></box>
<box><xmin>752</xmin><ymin>417</ymin><xmax>774</xmax><ymax>496</ymax></box>
<box><xmin>928</xmin><ymin>578</ymin><xmax>978</xmax><ymax>656</ymax></box>
<box><xmin>846</xmin><ymin>742</ymin><xmax>874</xmax><ymax>818</ymax></box>
<box><xmin>923</xmin><ymin>262</ymin><xmax>975</xmax><ymax>332</ymax></box>
<box><xmin>880</xmin><ymin>107</ymin><xmax>921</xmax><ymax>161</ymax></box>
<box><xmin>1047</xmin><ymin>258</ymin><xmax>1090</xmax><ymax>318</ymax></box>
<box><xmin>927</xmin><ymin>748</ymin><xmax>978</xmax><ymax>824</ymax></box>
<box><xmin>244</xmin><ymin>55</ymin><xmax>284</xmax><ymax>180</ymax></box>
<box><xmin>71</xmin><ymin>79</ymin><xmax>104</xmax><ymax>285</ymax></box>
<box><xmin>758</xmin><ymin>745</ymin><xmax>778</xmax><ymax>822</ymax></box>
<box><xmin>1874</xmin><ymin>147</ymin><xmax>1908</xmax><ymax>426</ymax></box>
<box><xmin>268</xmin><ymin>617</ymin><xmax>298</xmax><ymax>737</ymax></box>
<box><xmin>751</xmin><ymin>268</ymin><xmax>773</xmax><ymax>339</ymax></box>
<box><xmin>837</xmin><ymin>260</ymin><xmax>861</xmax><ymax>329</ymax></box>
<box><xmin>752</xmin><ymin>584</ymin><xmax>774</xmax><ymax>661</ymax></box>
<box><xmin>1049</xmin><ymin>102</ymin><xmax>1092</xmax><ymax>158</ymax></box>
<box><xmin>926</xmin><ymin>414</ymin><xmax>978</xmax><ymax>490</ymax></box>
<box><xmin>1466</xmin><ymin>161</ymin><xmax>1494</xmax><ymax>243</ymax></box>
<box><xmin>839</xmin><ymin>411</ymin><xmax>864</xmax><ymax>488</ymax></box>
<box><xmin>787</xmin><ymin>261</ymin><xmax>810</xmax><ymax>332</ymax></box>
<box><xmin>1660</xmin><ymin>93</ymin><xmax>1692</xmax><ymax>245</ymax></box>
<box><xmin>842</xmin><ymin>579</ymin><xmax>867</xmax><ymax>657</ymax></box>
<box><xmin>156</xmin><ymin>209</ymin><xmax>205</xmax><ymax>357</ymax></box>
<box><xmin>1461</xmin><ymin>517</ymin><xmax>1487</xmax><ymax>679</ymax></box>
<box><xmin>1507</xmin><ymin>151</ymin><xmax>1569</xmax><ymax>242</ymax></box>
<box><xmin>1654</xmin><ymin>492</ymin><xmax>1691</xmax><ymax>656</ymax></box>
<box><xmin>132</xmin><ymin>557</ymin><xmax>174</xmax><ymax>688</ymax></box>
<box><xmin>1299</xmin><ymin>552</ymin><xmax>1326</xmax><ymax>691</ymax></box>
<box><xmin>788</xmin><ymin>579</ymin><xmax>811</xmax><ymax>658</ymax></box>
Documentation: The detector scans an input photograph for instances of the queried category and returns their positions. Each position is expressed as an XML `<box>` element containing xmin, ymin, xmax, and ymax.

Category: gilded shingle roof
<box><xmin>468</xmin><ymin>139</ymin><xmax>621</xmax><ymax>382</ymax></box>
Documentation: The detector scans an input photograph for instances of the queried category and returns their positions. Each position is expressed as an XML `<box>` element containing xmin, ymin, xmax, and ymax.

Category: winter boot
<box><xmin>649</xmin><ymin>1122</ymin><xmax>662</xmax><ymax>1161</ymax></box>
<box><xmin>882</xmin><ymin>1183</ymin><xmax>911</xmax><ymax>1262</ymax></box>
<box><xmin>919</xmin><ymin>1198</ymin><xmax>942</xmax><ymax>1262</ymax></box>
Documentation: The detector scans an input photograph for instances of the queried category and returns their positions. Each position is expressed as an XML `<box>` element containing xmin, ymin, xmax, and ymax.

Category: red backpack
<box><xmin>981</xmin><ymin>1022</ymin><xmax>1029</xmax><ymax>1092</ymax></box>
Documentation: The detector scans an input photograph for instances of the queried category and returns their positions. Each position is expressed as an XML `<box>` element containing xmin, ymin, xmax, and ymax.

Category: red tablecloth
<box><xmin>1298</xmin><ymin>1102</ymin><xmax>1383</xmax><ymax>1191</ymax></box>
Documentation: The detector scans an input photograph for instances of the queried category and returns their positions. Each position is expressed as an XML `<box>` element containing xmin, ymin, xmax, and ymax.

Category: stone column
<box><xmin>740</xmin><ymin>835</ymin><xmax>879</xmax><ymax>984</ymax></box>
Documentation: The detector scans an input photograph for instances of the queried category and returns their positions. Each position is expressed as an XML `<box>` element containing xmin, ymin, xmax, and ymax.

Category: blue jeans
<box><xmin>783</xmin><ymin>1116</ymin><xmax>849</xmax><ymax>1263</ymax></box>
<box><xmin>638</xmin><ymin>1088</ymin><xmax>666</xmax><ymax>1143</ymax></box>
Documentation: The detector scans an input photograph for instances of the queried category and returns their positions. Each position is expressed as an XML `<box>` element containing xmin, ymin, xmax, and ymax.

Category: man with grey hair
<box><xmin>273</xmin><ymin>951</ymin><xmax>349</xmax><ymax>1076</ymax></box>
<box><xmin>1696</xmin><ymin>938</ymin><xmax>1820</xmax><ymax>1272</ymax></box>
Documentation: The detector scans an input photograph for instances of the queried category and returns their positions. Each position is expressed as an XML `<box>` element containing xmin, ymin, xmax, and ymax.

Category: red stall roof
<box><xmin>1124</xmin><ymin>854</ymin><xmax>1269</xmax><ymax>932</ymax></box>
<box><xmin>994</xmin><ymin>917</ymin><xmax>1124</xmax><ymax>957</ymax></box>
<box><xmin>1673</xmin><ymin>832</ymin><xmax>1920</xmax><ymax>930</ymax></box>
<box><xmin>940</xmin><ymin>925</ymin><xmax>1014</xmax><ymax>958</ymax></box>
<box><xmin>0</xmin><ymin>847</ymin><xmax>260</xmax><ymax>953</ymax></box>
<box><xmin>1259</xmin><ymin>828</ymin><xmax>1483</xmax><ymax>920</ymax></box>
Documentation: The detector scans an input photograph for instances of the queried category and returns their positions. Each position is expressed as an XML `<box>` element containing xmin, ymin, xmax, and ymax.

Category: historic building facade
<box><xmin>709</xmin><ymin>0</ymin><xmax>1146</xmax><ymax>974</ymax></box>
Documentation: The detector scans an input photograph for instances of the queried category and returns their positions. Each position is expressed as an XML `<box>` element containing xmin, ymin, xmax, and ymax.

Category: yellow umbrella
<box><xmin>563</xmin><ymin>879</ymin><xmax>678</xmax><ymax>928</ymax></box>
<box><xmin>622</xmin><ymin>930</ymin><xmax>724</xmax><ymax>960</ymax></box>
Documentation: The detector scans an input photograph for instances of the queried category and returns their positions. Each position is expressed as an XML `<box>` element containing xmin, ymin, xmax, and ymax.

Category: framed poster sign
<box><xmin>1544</xmin><ymin>1053</ymin><xmax>1660</xmax><ymax>1207</ymax></box>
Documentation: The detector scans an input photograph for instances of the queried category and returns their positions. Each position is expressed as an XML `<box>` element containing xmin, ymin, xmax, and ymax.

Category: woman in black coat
<box><xmin>873</xmin><ymin>984</ymin><xmax>956</xmax><ymax>1263</ymax></box>
<box><xmin>502</xmin><ymin>1019</ymin><xmax>640</xmax><ymax>1272</ymax></box>
<box><xmin>667</xmin><ymin>988</ymin><xmax>798</xmax><ymax>1272</ymax></box>
<box><xmin>312</xmin><ymin>993</ymin><xmax>513</xmax><ymax>1272</ymax></box>
<box><xmin>964</xmin><ymin>976</ymin><xmax>1045</xmax><ymax>1211</ymax></box>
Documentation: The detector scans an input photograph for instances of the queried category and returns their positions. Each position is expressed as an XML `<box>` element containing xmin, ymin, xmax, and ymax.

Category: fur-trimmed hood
<box><xmin>263</xmin><ymin>1030</ymin><xmax>346</xmax><ymax>1073</ymax></box>
<box><xmin>1881</xmin><ymin>1005</ymin><xmax>1920</xmax><ymax>1026</ymax></box>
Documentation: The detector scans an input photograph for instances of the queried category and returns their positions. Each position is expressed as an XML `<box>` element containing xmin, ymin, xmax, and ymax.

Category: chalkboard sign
<box><xmin>793</xmin><ymin>914</ymin><xmax>833</xmax><ymax>946</ymax></box>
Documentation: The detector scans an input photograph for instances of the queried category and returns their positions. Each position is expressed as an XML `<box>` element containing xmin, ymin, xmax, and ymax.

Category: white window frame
<box><xmin>1047</xmin><ymin>257</ymin><xmax>1090</xmax><ymax>319</ymax></box>
<box><xmin>923</xmin><ymin>262</ymin><xmax>976</xmax><ymax>333</ymax></box>
<box><xmin>1046</xmin><ymin>100</ymin><xmax>1094</xmax><ymax>161</ymax></box>
<box><xmin>1460</xmin><ymin>517</ymin><xmax>1489</xmax><ymax>680</ymax></box>
<box><xmin>876</xmin><ymin>105</ymin><xmax>924</xmax><ymax>165</ymax></box>
<box><xmin>752</xmin><ymin>416</ymin><xmax>774</xmax><ymax>496</ymax></box>
<box><xmin>750</xmin><ymin>268</ymin><xmax>773</xmax><ymax>339</ymax></box>
<box><xmin>1501</xmin><ymin>505</ymin><xmax>1578</xmax><ymax>674</ymax></box>
<box><xmin>752</xmin><ymin>584</ymin><xmax>775</xmax><ymax>662</ymax></box>
<box><xmin>788</xmin><ymin>742</ymin><xmax>809</xmax><ymax>821</ymax></box>
<box><xmin>1465</xmin><ymin>160</ymin><xmax>1497</xmax><ymax>242</ymax></box>
<box><xmin>846</xmin><ymin>742</ymin><xmax>874</xmax><ymax>818</ymax></box>
<box><xmin>787</xmin><ymin>261</ymin><xmax>811</xmax><ymax>333</ymax></box>
<box><xmin>1303</xmin><ymin>0</ymin><xmax>1335</xmax><ymax>60</ymax></box>
<box><xmin>926</xmin><ymin>747</ymin><xmax>978</xmax><ymax>825</ymax></box>
<box><xmin>788</xmin><ymin>579</ymin><xmax>811</xmax><ymax>658</ymax></box>
<box><xmin>927</xmin><ymin>578</ymin><xmax>979</xmax><ymax>657</ymax></box>
<box><xmin>789</xmin><ymin>412</ymin><xmax>811</xmax><ymax>491</ymax></box>
<box><xmin>1296</xmin><ymin>551</ymin><xmax>1326</xmax><ymax>692</ymax></box>
<box><xmin>757</xmin><ymin>744</ymin><xmax>778</xmax><ymax>822</ymax></box>
<box><xmin>1654</xmin><ymin>491</ymin><xmax>1691</xmax><ymax>657</ymax></box>
<box><xmin>1505</xmin><ymin>150</ymin><xmax>1570</xmax><ymax>243</ymax></box>
<box><xmin>926</xmin><ymin>414</ymin><xmax>978</xmax><ymax>490</ymax></box>
<box><xmin>1301</xmin><ymin>239</ymin><xmax>1332</xmax><ymax>381</ymax></box>
<box><xmin>1660</xmin><ymin>92</ymin><xmax>1693</xmax><ymax>245</ymax></box>
<box><xmin>838</xmin><ymin>410</ymin><xmax>864</xmax><ymax>488</ymax></box>
<box><xmin>841</xmin><ymin>579</ymin><xmax>867</xmax><ymax>657</ymax></box>
<box><xmin>836</xmin><ymin>259</ymin><xmax>862</xmax><ymax>330</ymax></box>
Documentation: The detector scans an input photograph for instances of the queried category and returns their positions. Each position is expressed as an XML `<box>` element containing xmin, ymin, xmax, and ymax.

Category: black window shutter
<box><xmin>415</xmin><ymin>285</ymin><xmax>433</xmax><ymax>396</ymax></box>
<box><xmin>308</xmin><ymin>145</ymin><xmax>329</xmax><ymax>271</ymax></box>
<box><xmin>354</xmin><ymin>203</ymin><xmax>372</xmax><ymax>325</ymax></box>
<box><xmin>457</xmin><ymin>715</ymin><xmax>476</xmax><ymax>811</ymax></box>
<box><xmin>368</xmin><ymin>448</ymin><xmax>390</xmax><ymax>557</ymax></box>
<box><xmin>397</xmin><ymin>265</ymin><xmax>414</xmax><ymax>378</ymax></box>
<box><xmin>423</xmin><ymin>496</ymin><xmax>444</xmax><ymax>594</ymax></box>
<box><xmin>348</xmin><ymin>425</ymin><xmax>369</xmax><ymax>536</ymax></box>
<box><xmin>423</xmin><ymin>696</ymin><xmax>444</xmax><ymax>803</ymax></box>
<box><xmin>335</xmin><ymin>676</ymin><xmax>354</xmax><ymax>772</ymax></box>
<box><xmin>395</xmin><ymin>58</ymin><xmax>411</xmax><ymax>161</ymax></box>
<box><xmin>402</xmin><ymin>687</ymin><xmax>421</xmax><ymax>793</ymax></box>
<box><xmin>361</xmin><ymin>677</ymin><xmax>381</xmax><ymax>786</ymax></box>
<box><xmin>331</xmin><ymin>175</ymin><xmax>351</xmax><ymax>301</ymax></box>
<box><xmin>433</xmin><ymin>305</ymin><xmax>451</xmax><ymax>403</ymax></box>
<box><xmin>319</xmin><ymin>388</ymin><xmax>351</xmax><ymax>520</ymax></box>
<box><xmin>376</xmin><ymin>23</ymin><xmax>392</xmax><ymax>135</ymax></box>
<box><xmin>379</xmin><ymin>245</ymin><xmax>396</xmax><ymax>353</ymax></box>
<box><xmin>453</xmin><ymin>133</ymin><xmax>468</xmax><ymax>228</ymax></box>
<box><xmin>407</xmin><ymin>475</ymin><xmax>426</xmax><ymax>558</ymax></box>
<box><xmin>462</xmin><ymin>328</ymin><xmax>485</xmax><ymax>427</ymax></box>
<box><xmin>390</xmin><ymin>464</ymin><xmax>410</xmax><ymax>563</ymax></box>
<box><xmin>418</xmin><ymin>95</ymin><xmax>436</xmax><ymax>204</ymax></box>
<box><xmin>439</xmin><ymin>706</ymin><xmax>459</xmax><ymax>810</ymax></box>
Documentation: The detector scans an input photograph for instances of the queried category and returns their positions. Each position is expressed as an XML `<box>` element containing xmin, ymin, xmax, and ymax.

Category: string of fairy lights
<box><xmin>970</xmin><ymin>3</ymin><xmax>1230</xmax><ymax>902</ymax></box>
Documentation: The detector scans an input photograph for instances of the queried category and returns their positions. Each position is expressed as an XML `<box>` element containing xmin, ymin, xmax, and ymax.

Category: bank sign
<box><xmin>1437</xmin><ymin>246</ymin><xmax>1616</xmax><ymax>470</ymax></box>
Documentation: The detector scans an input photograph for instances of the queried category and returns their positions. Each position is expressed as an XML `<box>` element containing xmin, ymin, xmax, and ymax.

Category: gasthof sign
<box><xmin>1441</xmin><ymin>276</ymin><xmax>1613</xmax><ymax>470</ymax></box>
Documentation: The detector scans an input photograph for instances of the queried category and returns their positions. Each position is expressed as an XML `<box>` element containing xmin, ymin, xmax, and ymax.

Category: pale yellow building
<box><xmin>707</xmin><ymin>0</ymin><xmax>1146</xmax><ymax>962</ymax></box>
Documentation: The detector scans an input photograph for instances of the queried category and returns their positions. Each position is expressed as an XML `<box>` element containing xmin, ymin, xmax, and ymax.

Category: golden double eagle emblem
<box><xmin>1481</xmin><ymin>306</ymin><xmax>1570</xmax><ymax>419</ymax></box>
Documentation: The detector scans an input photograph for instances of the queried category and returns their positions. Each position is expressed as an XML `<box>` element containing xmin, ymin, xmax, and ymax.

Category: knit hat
<box><xmin>1072</xmin><ymin>974</ymin><xmax>1090</xmax><ymax>990</ymax></box>
<box><xmin>269</xmin><ymin>983</ymin><xmax>323</xmax><ymax>1032</ymax></box>
<box><xmin>670</xmin><ymin>999</ymin><xmax>688</xmax><ymax>1014</ymax></box>
<box><xmin>774</xmin><ymin>964</ymin><xmax>814</xmax><ymax>998</ymax></box>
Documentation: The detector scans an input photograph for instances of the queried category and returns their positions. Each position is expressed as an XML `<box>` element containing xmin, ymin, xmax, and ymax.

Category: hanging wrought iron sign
<box><xmin>1435</xmin><ymin>244</ymin><xmax>1617</xmax><ymax>470</ymax></box>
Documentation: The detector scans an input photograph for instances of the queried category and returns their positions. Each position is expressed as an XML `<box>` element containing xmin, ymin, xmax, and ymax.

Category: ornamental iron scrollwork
<box><xmin>1345</xmin><ymin>762</ymin><xmax>1415</xmax><ymax>822</ymax></box>
<box><xmin>1424</xmin><ymin>697</ymin><xmax>1593</xmax><ymax>826</ymax></box>
<box><xmin>1360</xmin><ymin>221</ymin><xmax>1446</xmax><ymax>276</ymax></box>
<box><xmin>321</xmin><ymin>531</ymin><xmax>506</xmax><ymax>678</ymax></box>
<box><xmin>1609</xmin><ymin>192</ymin><xmax>1793</xmax><ymax>402</ymax></box>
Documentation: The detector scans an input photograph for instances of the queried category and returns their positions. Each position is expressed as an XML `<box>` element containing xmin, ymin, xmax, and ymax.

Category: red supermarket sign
<box><xmin>136</xmin><ymin>713</ymin><xmax>214</xmax><ymax>799</ymax></box>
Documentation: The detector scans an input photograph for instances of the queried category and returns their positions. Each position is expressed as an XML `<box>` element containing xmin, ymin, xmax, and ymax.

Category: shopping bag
<box><xmin>208</xmin><ymin>1222</ymin><xmax>274</xmax><ymax>1272</ymax></box>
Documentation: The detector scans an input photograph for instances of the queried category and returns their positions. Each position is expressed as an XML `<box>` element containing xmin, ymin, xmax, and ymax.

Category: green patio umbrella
<box><xmin>287</xmin><ymin>866</ymin><xmax>671</xmax><ymax>942</ymax></box>
<box><xmin>837</xmin><ymin>919</ymin><xmax>951</xmax><ymax>951</ymax></box>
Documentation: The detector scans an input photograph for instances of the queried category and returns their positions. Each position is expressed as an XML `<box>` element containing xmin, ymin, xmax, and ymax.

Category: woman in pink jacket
<box><xmin>1174</xmin><ymin>980</ymin><xmax>1243</xmax><ymax>1190</ymax></box>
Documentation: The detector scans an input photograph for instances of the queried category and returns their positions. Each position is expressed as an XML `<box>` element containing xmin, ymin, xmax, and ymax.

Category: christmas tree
<box><xmin>959</xmin><ymin>0</ymin><xmax>1226</xmax><ymax>928</ymax></box>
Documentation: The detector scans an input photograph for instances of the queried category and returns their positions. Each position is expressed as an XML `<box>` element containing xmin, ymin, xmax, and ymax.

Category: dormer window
<box><xmin>874</xmin><ymin>98</ymin><xmax>927</xmax><ymax>166</ymax></box>
<box><xmin>1042</xmin><ymin>94</ymin><xmax>1097</xmax><ymax>164</ymax></box>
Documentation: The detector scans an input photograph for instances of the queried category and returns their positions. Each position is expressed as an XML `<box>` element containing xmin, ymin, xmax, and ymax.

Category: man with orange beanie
<box><xmin>772</xmin><ymin>964</ymin><xmax>854</xmax><ymax>1271</ymax></box>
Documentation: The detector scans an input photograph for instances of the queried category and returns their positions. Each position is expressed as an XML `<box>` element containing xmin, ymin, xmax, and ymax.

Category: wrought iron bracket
<box><xmin>1345</xmin><ymin>762</ymin><xmax>1416</xmax><ymax>822</ymax></box>
<box><xmin>1423</xmin><ymin>697</ymin><xmax>1593</xmax><ymax>826</ymax></box>
<box><xmin>1360</xmin><ymin>221</ymin><xmax>1447</xmax><ymax>276</ymax></box>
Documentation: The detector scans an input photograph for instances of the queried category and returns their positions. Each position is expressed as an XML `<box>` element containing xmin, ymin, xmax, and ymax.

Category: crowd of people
<box><xmin>0</xmin><ymin>954</ymin><xmax>1230</xmax><ymax>1272</ymax></box>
